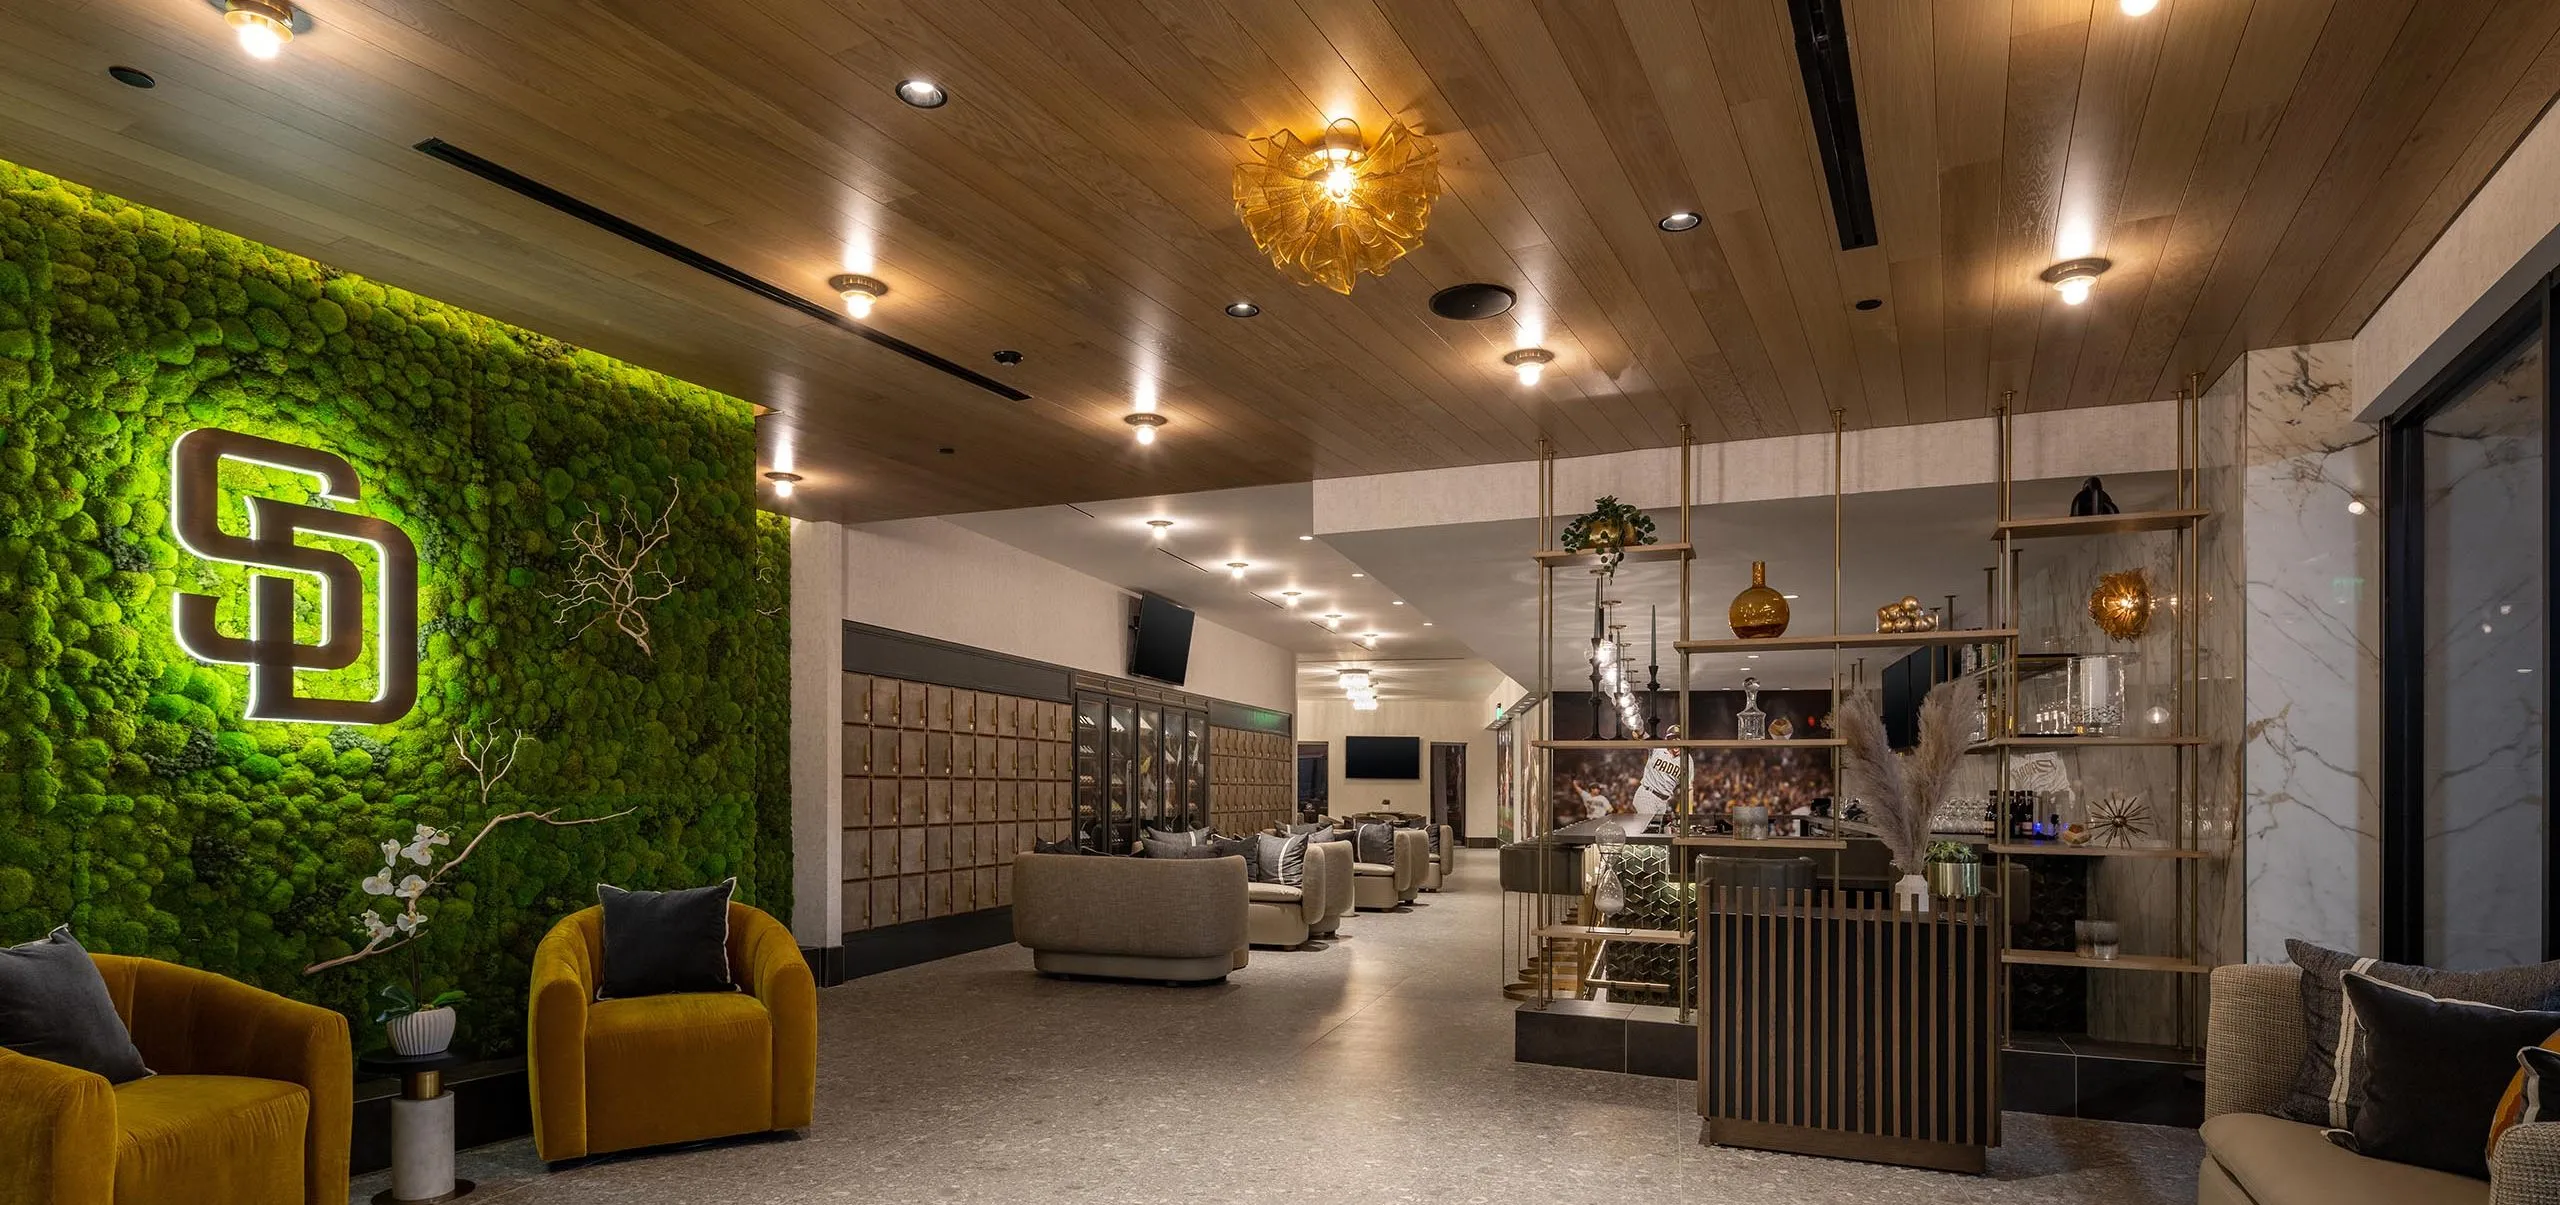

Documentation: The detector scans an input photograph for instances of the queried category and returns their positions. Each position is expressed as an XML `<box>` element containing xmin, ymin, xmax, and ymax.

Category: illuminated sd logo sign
<box><xmin>170</xmin><ymin>429</ymin><xmax>419</xmax><ymax>725</ymax></box>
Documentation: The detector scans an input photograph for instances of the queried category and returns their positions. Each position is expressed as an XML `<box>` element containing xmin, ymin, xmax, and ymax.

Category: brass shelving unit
<box><xmin>1985</xmin><ymin>379</ymin><xmax>2215</xmax><ymax>1050</ymax></box>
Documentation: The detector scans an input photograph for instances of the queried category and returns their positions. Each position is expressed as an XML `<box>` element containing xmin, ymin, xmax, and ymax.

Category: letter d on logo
<box><xmin>170</xmin><ymin>428</ymin><xmax>419</xmax><ymax>725</ymax></box>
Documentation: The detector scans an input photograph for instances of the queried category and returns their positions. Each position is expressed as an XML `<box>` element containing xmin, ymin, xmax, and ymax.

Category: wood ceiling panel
<box><xmin>1</xmin><ymin>0</ymin><xmax>2549</xmax><ymax>521</ymax></box>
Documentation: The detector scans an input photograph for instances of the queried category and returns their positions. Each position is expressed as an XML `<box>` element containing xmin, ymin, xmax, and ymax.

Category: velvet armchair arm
<box><xmin>728</xmin><ymin>903</ymin><xmax>816</xmax><ymax>1133</ymax></box>
<box><xmin>106</xmin><ymin>955</ymin><xmax>352</xmax><ymax>1205</ymax></box>
<box><xmin>0</xmin><ymin>1046</ymin><xmax>116</xmax><ymax>1205</ymax></box>
<box><xmin>527</xmin><ymin>910</ymin><xmax>599</xmax><ymax>1162</ymax></box>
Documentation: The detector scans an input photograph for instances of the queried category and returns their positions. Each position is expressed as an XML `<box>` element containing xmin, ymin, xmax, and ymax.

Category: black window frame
<box><xmin>2379</xmin><ymin>273</ymin><xmax>2560</xmax><ymax>963</ymax></box>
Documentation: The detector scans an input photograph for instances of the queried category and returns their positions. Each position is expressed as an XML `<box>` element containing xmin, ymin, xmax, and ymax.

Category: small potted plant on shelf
<box><xmin>1559</xmin><ymin>496</ymin><xmax>1657</xmax><ymax>574</ymax></box>
<box><xmin>1923</xmin><ymin>840</ymin><xmax>1982</xmax><ymax>899</ymax></box>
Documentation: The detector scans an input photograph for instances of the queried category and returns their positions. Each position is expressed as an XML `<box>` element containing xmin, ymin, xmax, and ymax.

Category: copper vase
<box><xmin>1728</xmin><ymin>560</ymin><xmax>1790</xmax><ymax>639</ymax></box>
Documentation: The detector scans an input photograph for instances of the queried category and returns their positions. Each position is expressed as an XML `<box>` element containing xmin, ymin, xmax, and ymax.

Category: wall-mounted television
<box><xmin>1127</xmin><ymin>593</ymin><xmax>1195</xmax><ymax>685</ymax></box>
<box><xmin>1344</xmin><ymin>735</ymin><xmax>1422</xmax><ymax>780</ymax></box>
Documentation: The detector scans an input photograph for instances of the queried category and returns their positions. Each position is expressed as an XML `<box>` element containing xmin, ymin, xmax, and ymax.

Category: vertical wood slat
<box><xmin>1699</xmin><ymin>887</ymin><xmax>1997</xmax><ymax>1170</ymax></box>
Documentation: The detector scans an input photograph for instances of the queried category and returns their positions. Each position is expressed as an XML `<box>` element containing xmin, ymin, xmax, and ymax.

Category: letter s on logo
<box><xmin>169</xmin><ymin>428</ymin><xmax>419</xmax><ymax>725</ymax></box>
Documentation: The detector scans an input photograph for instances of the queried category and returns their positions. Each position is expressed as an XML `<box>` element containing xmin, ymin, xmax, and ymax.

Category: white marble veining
<box><xmin>2229</xmin><ymin>345</ymin><xmax>2384</xmax><ymax>962</ymax></box>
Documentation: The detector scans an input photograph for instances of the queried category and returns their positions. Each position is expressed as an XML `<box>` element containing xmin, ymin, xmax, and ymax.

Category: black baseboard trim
<box><xmin>801</xmin><ymin>944</ymin><xmax>849</xmax><ymax>987</ymax></box>
<box><xmin>1465</xmin><ymin>837</ymin><xmax>1500</xmax><ymax>848</ymax></box>
<box><xmin>353</xmin><ymin>1059</ymin><xmax>531</xmax><ymax>1175</ymax></box>
<box><xmin>839</xmin><ymin>908</ymin><xmax>1015</xmax><ymax>981</ymax></box>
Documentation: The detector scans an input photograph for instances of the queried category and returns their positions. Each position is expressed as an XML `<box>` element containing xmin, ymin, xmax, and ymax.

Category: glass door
<box><xmin>1074</xmin><ymin>697</ymin><xmax>1105</xmax><ymax>851</ymax></box>
<box><xmin>1108</xmin><ymin>700</ymin><xmax>1136</xmax><ymax>853</ymax></box>
<box><xmin>2386</xmin><ymin>289</ymin><xmax>2556</xmax><ymax>965</ymax></box>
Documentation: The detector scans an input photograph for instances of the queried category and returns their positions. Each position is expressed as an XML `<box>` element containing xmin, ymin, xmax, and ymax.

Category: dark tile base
<box><xmin>1514</xmin><ymin>1002</ymin><xmax>1694</xmax><ymax>1080</ymax></box>
<box><xmin>1999</xmin><ymin>1033</ymin><xmax>2203</xmax><ymax>1127</ymax></box>
<box><xmin>840</xmin><ymin>907</ymin><xmax>1015</xmax><ymax>981</ymax></box>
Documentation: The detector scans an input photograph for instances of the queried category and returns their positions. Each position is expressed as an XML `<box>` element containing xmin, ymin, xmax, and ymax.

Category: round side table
<box><xmin>359</xmin><ymin>1050</ymin><xmax>477</xmax><ymax>1204</ymax></box>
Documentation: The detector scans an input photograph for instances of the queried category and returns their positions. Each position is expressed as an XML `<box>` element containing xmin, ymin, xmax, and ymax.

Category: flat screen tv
<box><xmin>1344</xmin><ymin>735</ymin><xmax>1421</xmax><ymax>780</ymax></box>
<box><xmin>1128</xmin><ymin>594</ymin><xmax>1194</xmax><ymax>685</ymax></box>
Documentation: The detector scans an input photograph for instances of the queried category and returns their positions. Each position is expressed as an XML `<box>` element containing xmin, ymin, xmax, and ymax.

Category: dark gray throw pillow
<box><xmin>0</xmin><ymin>927</ymin><xmax>150</xmax><ymax>1084</ymax></box>
<box><xmin>1356</xmin><ymin>822</ymin><xmax>1397</xmax><ymax>865</ymax></box>
<box><xmin>1204</xmin><ymin>834</ymin><xmax>1256</xmax><ymax>880</ymax></box>
<box><xmin>596</xmin><ymin>879</ymin><xmax>738</xmax><ymax>1000</ymax></box>
<box><xmin>1307</xmin><ymin>827</ymin><xmax>1351</xmax><ymax>847</ymax></box>
<box><xmin>2280</xmin><ymin>939</ymin><xmax>2560</xmax><ymax>1127</ymax></box>
<box><xmin>2341</xmin><ymin>971</ymin><xmax>2560</xmax><ymax>1180</ymax></box>
<box><xmin>1255</xmin><ymin>831</ymin><xmax>1310</xmax><ymax>886</ymax></box>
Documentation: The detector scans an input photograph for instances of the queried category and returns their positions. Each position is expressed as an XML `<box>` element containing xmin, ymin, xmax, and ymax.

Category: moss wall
<box><xmin>0</xmin><ymin>159</ymin><xmax>789</xmax><ymax>1050</ymax></box>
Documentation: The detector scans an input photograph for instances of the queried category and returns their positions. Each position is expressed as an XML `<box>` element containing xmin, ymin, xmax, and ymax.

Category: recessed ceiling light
<box><xmin>1657</xmin><ymin>211</ymin><xmax>1702</xmax><ymax>233</ymax></box>
<box><xmin>2119</xmin><ymin>0</ymin><xmax>2158</xmax><ymax>13</ymax></box>
<box><xmin>1226</xmin><ymin>561</ymin><xmax>1249</xmax><ymax>579</ymax></box>
<box><xmin>894</xmin><ymin>79</ymin><xmax>948</xmax><ymax>108</ymax></box>
<box><xmin>1350</xmin><ymin>572</ymin><xmax>1364</xmax><ymax>578</ymax></box>
<box><xmin>1854</xmin><ymin>298</ymin><xmax>1883</xmax><ymax>311</ymax></box>
<box><xmin>938</xmin><ymin>446</ymin><xmax>956</xmax><ymax>455</ymax></box>
<box><xmin>1224</xmin><ymin>301</ymin><xmax>1260</xmax><ymax>318</ymax></box>
<box><xmin>1428</xmin><ymin>282</ymin><xmax>1517</xmax><ymax>321</ymax></box>
<box><xmin>1146</xmin><ymin>519</ymin><xmax>1174</xmax><ymax>538</ymax></box>
<box><xmin>108</xmin><ymin>65</ymin><xmax>156</xmax><ymax>88</ymax></box>
<box><xmin>829</xmin><ymin>273</ymin><xmax>887</xmax><ymax>320</ymax></box>
<box><xmin>1298</xmin><ymin>534</ymin><xmax>1314</xmax><ymax>541</ymax></box>
<box><xmin>1390</xmin><ymin>600</ymin><xmax>1403</xmax><ymax>606</ymax></box>
<box><xmin>763</xmin><ymin>471</ymin><xmax>804</xmax><ymax>499</ymax></box>
<box><xmin>1422</xmin><ymin>621</ymin><xmax>1433</xmax><ymax>626</ymax></box>
<box><xmin>992</xmin><ymin>349</ymin><xmax>1024</xmax><ymax>365</ymax></box>
<box><xmin>1125</xmin><ymin>412</ymin><xmax>1167</xmax><ymax>445</ymax></box>
<box><xmin>1504</xmin><ymin>347</ymin><xmax>1555</xmax><ymax>385</ymax></box>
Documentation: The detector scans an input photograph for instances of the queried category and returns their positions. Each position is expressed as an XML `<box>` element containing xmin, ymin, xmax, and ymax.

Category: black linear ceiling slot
<box><xmin>411</xmin><ymin>138</ymin><xmax>1030</xmax><ymax>402</ymax></box>
<box><xmin>1784</xmin><ymin>0</ymin><xmax>1878</xmax><ymax>251</ymax></box>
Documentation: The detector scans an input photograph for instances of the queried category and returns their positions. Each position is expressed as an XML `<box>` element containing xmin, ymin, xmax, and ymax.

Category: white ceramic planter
<box><xmin>386</xmin><ymin>1005</ymin><xmax>456</xmax><ymax>1056</ymax></box>
<box><xmin>1892</xmin><ymin>873</ymin><xmax>1933</xmax><ymax>913</ymax></box>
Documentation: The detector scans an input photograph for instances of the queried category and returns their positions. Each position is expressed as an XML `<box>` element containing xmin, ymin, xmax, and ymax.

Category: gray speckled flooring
<box><xmin>363</xmin><ymin>865</ymin><xmax>2200</xmax><ymax>1204</ymax></box>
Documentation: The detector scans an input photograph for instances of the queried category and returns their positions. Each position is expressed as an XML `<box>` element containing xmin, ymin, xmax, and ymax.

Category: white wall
<box><xmin>2355</xmin><ymin>100</ymin><xmax>2560</xmax><ymax>419</ymax></box>
<box><xmin>834</xmin><ymin>517</ymin><xmax>1295</xmax><ymax>713</ymax></box>
<box><xmin>1296</xmin><ymin>696</ymin><xmax>1499</xmax><ymax>838</ymax></box>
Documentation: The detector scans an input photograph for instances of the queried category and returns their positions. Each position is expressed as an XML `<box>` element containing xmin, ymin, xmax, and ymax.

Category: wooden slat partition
<box><xmin>1697</xmin><ymin>883</ymin><xmax>1998</xmax><ymax>1174</ymax></box>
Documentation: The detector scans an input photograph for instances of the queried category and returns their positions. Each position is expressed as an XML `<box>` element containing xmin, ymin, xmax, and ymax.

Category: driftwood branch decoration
<box><xmin>303</xmin><ymin>723</ymin><xmax>633</xmax><ymax>976</ymax></box>
<box><xmin>544</xmin><ymin>478</ymin><xmax>683</xmax><ymax>655</ymax></box>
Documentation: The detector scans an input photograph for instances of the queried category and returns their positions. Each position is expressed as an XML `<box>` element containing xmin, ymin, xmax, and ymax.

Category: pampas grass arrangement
<box><xmin>1837</xmin><ymin>682</ymin><xmax>1973</xmax><ymax>876</ymax></box>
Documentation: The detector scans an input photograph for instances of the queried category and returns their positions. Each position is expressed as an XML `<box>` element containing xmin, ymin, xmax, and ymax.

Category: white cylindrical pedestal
<box><xmin>389</xmin><ymin>1092</ymin><xmax>455</xmax><ymax>1202</ymax></box>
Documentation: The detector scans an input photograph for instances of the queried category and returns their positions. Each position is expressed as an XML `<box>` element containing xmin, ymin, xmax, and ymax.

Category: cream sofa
<box><xmin>2201</xmin><ymin>962</ymin><xmax>2560</xmax><ymax>1205</ymax></box>
<box><xmin>1011</xmin><ymin>852</ymin><xmax>1249</xmax><ymax>983</ymax></box>
<box><xmin>1306</xmin><ymin>840</ymin><xmax>1353</xmax><ymax>938</ymax></box>
<box><xmin>1352</xmin><ymin>828</ymin><xmax>1430</xmax><ymax>911</ymax></box>
<box><xmin>1247</xmin><ymin>841</ymin><xmax>1336</xmax><ymax>949</ymax></box>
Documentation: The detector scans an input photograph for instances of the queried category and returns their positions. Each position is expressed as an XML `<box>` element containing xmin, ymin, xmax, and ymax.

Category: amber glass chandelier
<box><xmin>1232</xmin><ymin>117</ymin><xmax>1440</xmax><ymax>294</ymax></box>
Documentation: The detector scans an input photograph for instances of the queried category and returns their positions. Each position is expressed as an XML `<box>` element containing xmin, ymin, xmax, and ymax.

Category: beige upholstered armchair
<box><xmin>1305</xmin><ymin>840</ymin><xmax>1353</xmax><ymax>938</ymax></box>
<box><xmin>2199</xmin><ymin>962</ymin><xmax>2558</xmax><ymax>1205</ymax></box>
<box><xmin>1351</xmin><ymin>828</ymin><xmax>1429</xmax><ymax>911</ymax></box>
<box><xmin>1421</xmin><ymin>824</ymin><xmax>1457</xmax><ymax>891</ymax></box>
<box><xmin>1246</xmin><ymin>842</ymin><xmax>1334</xmax><ymax>949</ymax></box>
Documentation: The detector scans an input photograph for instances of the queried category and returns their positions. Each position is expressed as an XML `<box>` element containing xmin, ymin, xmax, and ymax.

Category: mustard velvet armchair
<box><xmin>527</xmin><ymin>902</ymin><xmax>815</xmax><ymax>1163</ymax></box>
<box><xmin>0</xmin><ymin>954</ymin><xmax>352</xmax><ymax>1205</ymax></box>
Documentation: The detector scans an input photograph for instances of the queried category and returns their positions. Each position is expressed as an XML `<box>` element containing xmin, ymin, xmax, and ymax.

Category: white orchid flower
<box><xmin>395</xmin><ymin>912</ymin><xmax>425</xmax><ymax>933</ymax></box>
<box><xmin>395</xmin><ymin>874</ymin><xmax>427</xmax><ymax>900</ymax></box>
<box><xmin>358</xmin><ymin>911</ymin><xmax>390</xmax><ymax>939</ymax></box>
<box><xmin>401</xmin><ymin>826</ymin><xmax>450</xmax><ymax>866</ymax></box>
<box><xmin>379</xmin><ymin>839</ymin><xmax>401</xmax><ymax>867</ymax></box>
<box><xmin>362</xmin><ymin>869</ymin><xmax>397</xmax><ymax>896</ymax></box>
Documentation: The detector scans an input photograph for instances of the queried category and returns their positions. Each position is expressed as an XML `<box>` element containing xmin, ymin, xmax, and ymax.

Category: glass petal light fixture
<box><xmin>1233</xmin><ymin>117</ymin><xmax>1441</xmax><ymax>294</ymax></box>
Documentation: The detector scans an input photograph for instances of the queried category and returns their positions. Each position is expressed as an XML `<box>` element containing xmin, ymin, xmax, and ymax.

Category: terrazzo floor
<box><xmin>363</xmin><ymin>864</ymin><xmax>2201</xmax><ymax>1204</ymax></box>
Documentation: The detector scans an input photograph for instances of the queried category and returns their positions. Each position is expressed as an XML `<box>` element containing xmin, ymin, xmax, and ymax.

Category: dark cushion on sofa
<box><xmin>0</xmin><ymin>926</ymin><xmax>150</xmax><ymax>1083</ymax></box>
<box><xmin>596</xmin><ymin>879</ymin><xmax>738</xmax><ymax>999</ymax></box>
<box><xmin>2342</xmin><ymin>970</ymin><xmax>2560</xmax><ymax>1179</ymax></box>
<box><xmin>2280</xmin><ymin>939</ymin><xmax>2560</xmax><ymax>1128</ymax></box>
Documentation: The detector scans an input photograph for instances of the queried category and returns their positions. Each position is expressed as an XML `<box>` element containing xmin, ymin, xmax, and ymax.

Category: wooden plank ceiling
<box><xmin>3</xmin><ymin>0</ymin><xmax>2553</xmax><ymax>522</ymax></box>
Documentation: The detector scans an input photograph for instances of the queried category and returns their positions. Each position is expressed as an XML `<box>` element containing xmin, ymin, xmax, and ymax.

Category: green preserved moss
<box><xmin>0</xmin><ymin>159</ymin><xmax>789</xmax><ymax>1052</ymax></box>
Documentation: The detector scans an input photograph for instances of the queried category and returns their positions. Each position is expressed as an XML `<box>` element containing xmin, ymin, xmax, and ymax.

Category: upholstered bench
<box><xmin>1011</xmin><ymin>852</ymin><xmax>1249</xmax><ymax>983</ymax></box>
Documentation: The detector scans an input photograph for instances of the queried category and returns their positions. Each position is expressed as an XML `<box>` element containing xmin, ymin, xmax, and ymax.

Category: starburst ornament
<box><xmin>2085</xmin><ymin>791</ymin><xmax>2152</xmax><ymax>847</ymax></box>
<box><xmin>1233</xmin><ymin>117</ymin><xmax>1440</xmax><ymax>294</ymax></box>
